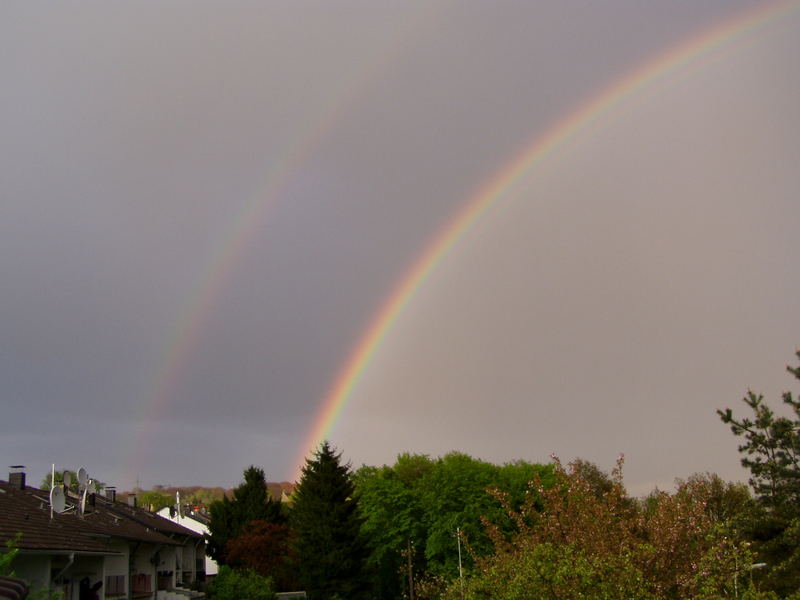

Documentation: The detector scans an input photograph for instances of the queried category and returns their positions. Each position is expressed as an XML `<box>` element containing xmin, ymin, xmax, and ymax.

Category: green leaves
<box><xmin>206</xmin><ymin>566</ymin><xmax>276</xmax><ymax>600</ymax></box>
<box><xmin>207</xmin><ymin>465</ymin><xmax>285</xmax><ymax>565</ymax></box>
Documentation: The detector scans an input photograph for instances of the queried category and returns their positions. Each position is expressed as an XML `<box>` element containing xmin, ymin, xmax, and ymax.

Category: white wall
<box><xmin>12</xmin><ymin>554</ymin><xmax>50</xmax><ymax>594</ymax></box>
<box><xmin>155</xmin><ymin>509</ymin><xmax>217</xmax><ymax>576</ymax></box>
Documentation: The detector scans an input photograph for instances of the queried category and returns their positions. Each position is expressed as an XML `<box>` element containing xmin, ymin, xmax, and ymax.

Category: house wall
<box><xmin>12</xmin><ymin>554</ymin><xmax>50</xmax><ymax>593</ymax></box>
<box><xmin>155</xmin><ymin>509</ymin><xmax>216</xmax><ymax>577</ymax></box>
<box><xmin>61</xmin><ymin>555</ymin><xmax>105</xmax><ymax>600</ymax></box>
<box><xmin>131</xmin><ymin>543</ymin><xmax>159</xmax><ymax>600</ymax></box>
<box><xmin>153</xmin><ymin>545</ymin><xmax>176</xmax><ymax>591</ymax></box>
<box><xmin>103</xmin><ymin>541</ymin><xmax>129</xmax><ymax>600</ymax></box>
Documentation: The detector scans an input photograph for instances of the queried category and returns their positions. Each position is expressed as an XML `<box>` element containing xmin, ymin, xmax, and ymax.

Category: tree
<box><xmin>290</xmin><ymin>441</ymin><xmax>371</xmax><ymax>600</ymax></box>
<box><xmin>354</xmin><ymin>462</ymin><xmax>428</xmax><ymax>600</ymax></box>
<box><xmin>718</xmin><ymin>350</ymin><xmax>800</xmax><ymax>596</ymax></box>
<box><xmin>40</xmin><ymin>469</ymin><xmax>104</xmax><ymax>493</ymax></box>
<box><xmin>226</xmin><ymin>521</ymin><xmax>295</xmax><ymax>591</ymax></box>
<box><xmin>718</xmin><ymin>351</ymin><xmax>800</xmax><ymax>512</ymax></box>
<box><xmin>207</xmin><ymin>466</ymin><xmax>285</xmax><ymax>565</ymax></box>
<box><xmin>450</xmin><ymin>456</ymin><xmax>771</xmax><ymax>600</ymax></box>
<box><xmin>136</xmin><ymin>491</ymin><xmax>173</xmax><ymax>512</ymax></box>
<box><xmin>40</xmin><ymin>470</ymin><xmax>76</xmax><ymax>491</ymax></box>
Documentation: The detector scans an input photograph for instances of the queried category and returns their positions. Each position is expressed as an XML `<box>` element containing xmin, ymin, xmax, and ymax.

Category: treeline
<box><xmin>204</xmin><ymin>350</ymin><xmax>800</xmax><ymax>600</ymax></box>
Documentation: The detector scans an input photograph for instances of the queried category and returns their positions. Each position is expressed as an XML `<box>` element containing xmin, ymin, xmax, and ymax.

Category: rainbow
<box><xmin>294</xmin><ymin>0</ymin><xmax>800</xmax><ymax>476</ymax></box>
<box><xmin>121</xmin><ymin>4</ymin><xmax>450</xmax><ymax>487</ymax></box>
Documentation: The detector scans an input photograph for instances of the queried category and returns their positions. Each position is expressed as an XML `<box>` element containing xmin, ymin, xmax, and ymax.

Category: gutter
<box><xmin>52</xmin><ymin>552</ymin><xmax>75</xmax><ymax>583</ymax></box>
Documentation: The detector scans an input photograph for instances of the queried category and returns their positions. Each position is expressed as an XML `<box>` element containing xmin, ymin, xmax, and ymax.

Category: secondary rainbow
<box><xmin>294</xmin><ymin>0</ymin><xmax>800</xmax><ymax>475</ymax></box>
<box><xmin>120</xmin><ymin>5</ymin><xmax>453</xmax><ymax>487</ymax></box>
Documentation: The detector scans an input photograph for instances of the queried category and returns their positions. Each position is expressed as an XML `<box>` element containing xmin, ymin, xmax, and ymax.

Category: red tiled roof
<box><xmin>0</xmin><ymin>482</ymin><xmax>200</xmax><ymax>553</ymax></box>
<box><xmin>0</xmin><ymin>483</ymin><xmax>114</xmax><ymax>553</ymax></box>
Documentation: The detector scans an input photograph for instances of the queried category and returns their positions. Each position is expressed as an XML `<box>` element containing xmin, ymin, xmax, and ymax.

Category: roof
<box><xmin>94</xmin><ymin>495</ymin><xmax>202</xmax><ymax>540</ymax></box>
<box><xmin>0</xmin><ymin>482</ymin><xmax>115</xmax><ymax>554</ymax></box>
<box><xmin>0</xmin><ymin>481</ymin><xmax>201</xmax><ymax>554</ymax></box>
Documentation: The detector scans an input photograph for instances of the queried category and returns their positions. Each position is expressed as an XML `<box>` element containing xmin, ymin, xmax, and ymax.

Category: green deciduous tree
<box><xmin>355</xmin><ymin>452</ymin><xmax>554</xmax><ymax>600</ymax></box>
<box><xmin>136</xmin><ymin>490</ymin><xmax>173</xmax><ymax>512</ymax></box>
<box><xmin>207</xmin><ymin>466</ymin><xmax>285</xmax><ymax>565</ymax></box>
<box><xmin>290</xmin><ymin>441</ymin><xmax>371</xmax><ymax>600</ymax></box>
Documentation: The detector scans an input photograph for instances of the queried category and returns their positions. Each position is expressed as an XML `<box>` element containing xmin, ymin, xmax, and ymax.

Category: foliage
<box><xmin>290</xmin><ymin>441</ymin><xmax>371</xmax><ymax>600</ymax></box>
<box><xmin>40</xmin><ymin>470</ymin><xmax>104</xmax><ymax>493</ymax></box>
<box><xmin>1</xmin><ymin>534</ymin><xmax>21</xmax><ymax>576</ymax></box>
<box><xmin>717</xmin><ymin>353</ymin><xmax>800</xmax><ymax>511</ymax></box>
<box><xmin>718</xmin><ymin>350</ymin><xmax>800</xmax><ymax>596</ymax></box>
<box><xmin>447</xmin><ymin>457</ymin><xmax>763</xmax><ymax>600</ymax></box>
<box><xmin>444</xmin><ymin>542</ymin><xmax>654</xmax><ymax>600</ymax></box>
<box><xmin>207</xmin><ymin>466</ymin><xmax>285</xmax><ymax>565</ymax></box>
<box><xmin>354</xmin><ymin>451</ymin><xmax>553</xmax><ymax>600</ymax></box>
<box><xmin>40</xmin><ymin>471</ymin><xmax>76</xmax><ymax>492</ymax></box>
<box><xmin>206</xmin><ymin>565</ymin><xmax>275</xmax><ymax>600</ymax></box>
<box><xmin>226</xmin><ymin>521</ymin><xmax>295</xmax><ymax>591</ymax></box>
<box><xmin>136</xmin><ymin>490</ymin><xmax>173</xmax><ymax>512</ymax></box>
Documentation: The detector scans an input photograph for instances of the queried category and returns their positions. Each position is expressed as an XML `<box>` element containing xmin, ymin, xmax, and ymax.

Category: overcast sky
<box><xmin>2</xmin><ymin>1</ymin><xmax>799</xmax><ymax>495</ymax></box>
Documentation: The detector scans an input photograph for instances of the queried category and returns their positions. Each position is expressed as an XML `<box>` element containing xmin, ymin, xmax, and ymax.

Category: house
<box><xmin>0</xmin><ymin>470</ymin><xmax>204</xmax><ymax>600</ymax></box>
<box><xmin>155</xmin><ymin>506</ymin><xmax>217</xmax><ymax>577</ymax></box>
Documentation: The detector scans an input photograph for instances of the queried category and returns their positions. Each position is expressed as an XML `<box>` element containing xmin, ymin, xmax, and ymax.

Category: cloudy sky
<box><xmin>2</xmin><ymin>1</ymin><xmax>799</xmax><ymax>495</ymax></box>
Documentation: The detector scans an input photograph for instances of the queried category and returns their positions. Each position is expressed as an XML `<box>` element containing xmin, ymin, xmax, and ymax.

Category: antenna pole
<box><xmin>50</xmin><ymin>464</ymin><xmax>55</xmax><ymax>520</ymax></box>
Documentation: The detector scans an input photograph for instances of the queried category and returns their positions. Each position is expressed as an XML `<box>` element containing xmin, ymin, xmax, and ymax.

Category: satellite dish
<box><xmin>50</xmin><ymin>486</ymin><xmax>66</xmax><ymax>514</ymax></box>
<box><xmin>63</xmin><ymin>472</ymin><xmax>72</xmax><ymax>488</ymax></box>
<box><xmin>77</xmin><ymin>468</ymin><xmax>88</xmax><ymax>488</ymax></box>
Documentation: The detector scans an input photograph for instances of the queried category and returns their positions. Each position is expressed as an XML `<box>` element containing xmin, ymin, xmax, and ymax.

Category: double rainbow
<box><xmin>294</xmin><ymin>0</ymin><xmax>800</xmax><ymax>476</ymax></box>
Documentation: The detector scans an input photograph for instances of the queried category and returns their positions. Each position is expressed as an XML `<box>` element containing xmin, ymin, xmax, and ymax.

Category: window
<box><xmin>105</xmin><ymin>575</ymin><xmax>126</xmax><ymax>597</ymax></box>
<box><xmin>131</xmin><ymin>574</ymin><xmax>151</xmax><ymax>597</ymax></box>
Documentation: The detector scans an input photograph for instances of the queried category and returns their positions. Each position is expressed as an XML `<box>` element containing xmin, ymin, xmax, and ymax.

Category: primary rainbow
<box><xmin>294</xmin><ymin>0</ymin><xmax>800</xmax><ymax>476</ymax></box>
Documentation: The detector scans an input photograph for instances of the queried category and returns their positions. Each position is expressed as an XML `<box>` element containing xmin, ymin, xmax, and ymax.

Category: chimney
<box><xmin>106</xmin><ymin>487</ymin><xmax>116</xmax><ymax>502</ymax></box>
<box><xmin>128</xmin><ymin>494</ymin><xmax>137</xmax><ymax>508</ymax></box>
<box><xmin>8</xmin><ymin>465</ymin><xmax>26</xmax><ymax>490</ymax></box>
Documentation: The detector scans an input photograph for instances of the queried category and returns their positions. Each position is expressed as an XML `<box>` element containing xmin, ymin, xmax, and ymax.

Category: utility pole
<box><xmin>407</xmin><ymin>538</ymin><xmax>415</xmax><ymax>600</ymax></box>
<box><xmin>456</xmin><ymin>527</ymin><xmax>464</xmax><ymax>600</ymax></box>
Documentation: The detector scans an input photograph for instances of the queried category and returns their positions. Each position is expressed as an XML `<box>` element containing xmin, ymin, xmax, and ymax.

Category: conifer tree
<box><xmin>290</xmin><ymin>441</ymin><xmax>371</xmax><ymax>600</ymax></box>
<box><xmin>207</xmin><ymin>465</ymin><xmax>285</xmax><ymax>564</ymax></box>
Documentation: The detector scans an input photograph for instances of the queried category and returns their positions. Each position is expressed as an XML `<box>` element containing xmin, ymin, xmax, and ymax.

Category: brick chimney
<box><xmin>8</xmin><ymin>466</ymin><xmax>26</xmax><ymax>490</ymax></box>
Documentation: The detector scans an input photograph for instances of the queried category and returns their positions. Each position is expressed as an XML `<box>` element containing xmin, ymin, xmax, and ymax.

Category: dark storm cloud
<box><xmin>1</xmin><ymin>0</ymin><xmax>797</xmax><ymax>491</ymax></box>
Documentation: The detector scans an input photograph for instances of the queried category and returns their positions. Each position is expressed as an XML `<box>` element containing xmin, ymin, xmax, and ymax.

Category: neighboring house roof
<box><xmin>155</xmin><ymin>508</ymin><xmax>210</xmax><ymax>534</ymax></box>
<box><xmin>0</xmin><ymin>482</ymin><xmax>115</xmax><ymax>554</ymax></box>
<box><xmin>0</xmin><ymin>481</ymin><xmax>201</xmax><ymax>554</ymax></box>
<box><xmin>96</xmin><ymin>496</ymin><xmax>203</xmax><ymax>540</ymax></box>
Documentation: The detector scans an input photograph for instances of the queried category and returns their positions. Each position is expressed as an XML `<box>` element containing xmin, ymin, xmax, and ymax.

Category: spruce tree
<box><xmin>290</xmin><ymin>441</ymin><xmax>371</xmax><ymax>600</ymax></box>
<box><xmin>208</xmin><ymin>465</ymin><xmax>285</xmax><ymax>564</ymax></box>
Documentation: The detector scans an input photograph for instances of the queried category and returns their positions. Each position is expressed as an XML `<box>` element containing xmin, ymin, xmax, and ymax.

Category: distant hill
<box><xmin>119</xmin><ymin>482</ymin><xmax>295</xmax><ymax>508</ymax></box>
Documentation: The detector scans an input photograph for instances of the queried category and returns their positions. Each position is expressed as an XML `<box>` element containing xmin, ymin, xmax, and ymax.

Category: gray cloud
<box><xmin>1</xmin><ymin>0</ymin><xmax>797</xmax><ymax>492</ymax></box>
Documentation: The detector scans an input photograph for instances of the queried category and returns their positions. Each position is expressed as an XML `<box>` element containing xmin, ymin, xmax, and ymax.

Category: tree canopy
<box><xmin>290</xmin><ymin>441</ymin><xmax>371</xmax><ymax>600</ymax></box>
<box><xmin>207</xmin><ymin>465</ymin><xmax>285</xmax><ymax>565</ymax></box>
<box><xmin>718</xmin><ymin>349</ymin><xmax>800</xmax><ymax>596</ymax></box>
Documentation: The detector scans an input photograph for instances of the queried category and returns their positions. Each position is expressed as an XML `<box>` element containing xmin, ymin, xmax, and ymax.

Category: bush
<box><xmin>206</xmin><ymin>566</ymin><xmax>276</xmax><ymax>600</ymax></box>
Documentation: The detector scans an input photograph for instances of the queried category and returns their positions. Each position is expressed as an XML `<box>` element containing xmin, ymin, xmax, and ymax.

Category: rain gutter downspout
<box><xmin>52</xmin><ymin>552</ymin><xmax>75</xmax><ymax>584</ymax></box>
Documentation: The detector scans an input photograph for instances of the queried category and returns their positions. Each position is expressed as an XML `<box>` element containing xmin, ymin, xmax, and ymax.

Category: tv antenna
<box><xmin>50</xmin><ymin>486</ymin><xmax>66</xmax><ymax>517</ymax></box>
<box><xmin>76</xmin><ymin>467</ymin><xmax>92</xmax><ymax>518</ymax></box>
